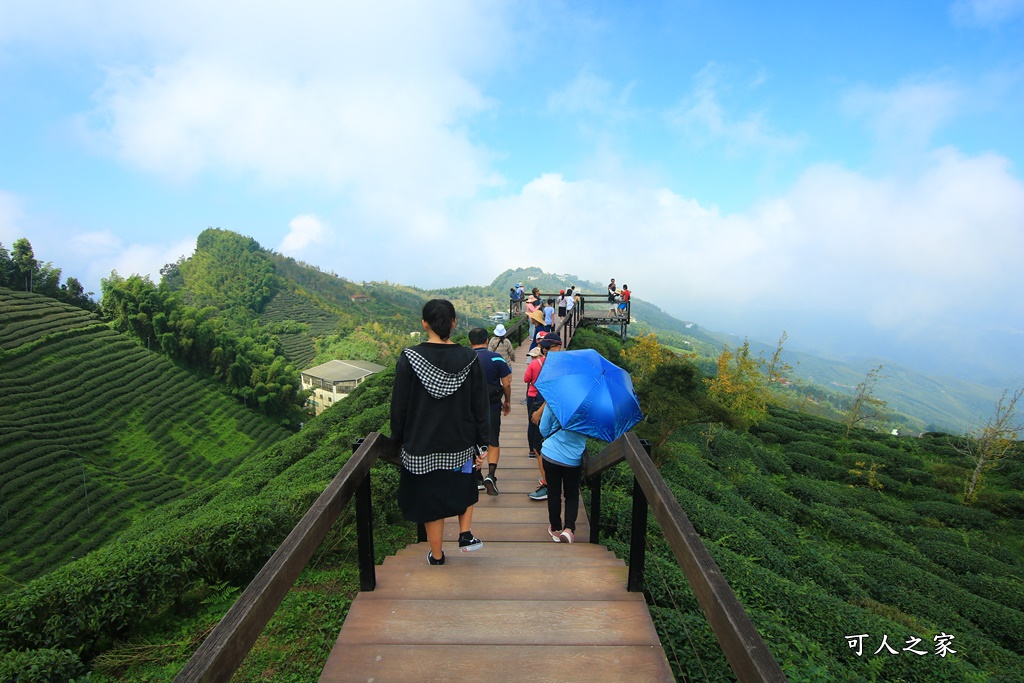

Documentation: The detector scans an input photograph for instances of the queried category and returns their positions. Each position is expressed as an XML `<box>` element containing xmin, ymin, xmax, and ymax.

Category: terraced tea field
<box><xmin>0</xmin><ymin>289</ymin><xmax>292</xmax><ymax>584</ymax></box>
<box><xmin>261</xmin><ymin>290</ymin><xmax>340</xmax><ymax>368</ymax></box>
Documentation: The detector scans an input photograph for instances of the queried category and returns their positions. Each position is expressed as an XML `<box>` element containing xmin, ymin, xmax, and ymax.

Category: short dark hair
<box><xmin>468</xmin><ymin>327</ymin><xmax>488</xmax><ymax>345</ymax></box>
<box><xmin>422</xmin><ymin>299</ymin><xmax>456</xmax><ymax>340</ymax></box>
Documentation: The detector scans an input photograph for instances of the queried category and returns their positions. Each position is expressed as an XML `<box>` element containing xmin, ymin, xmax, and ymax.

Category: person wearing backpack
<box><xmin>470</xmin><ymin>328</ymin><xmax>512</xmax><ymax>496</ymax></box>
<box><xmin>487</xmin><ymin>323</ymin><xmax>516</xmax><ymax>365</ymax></box>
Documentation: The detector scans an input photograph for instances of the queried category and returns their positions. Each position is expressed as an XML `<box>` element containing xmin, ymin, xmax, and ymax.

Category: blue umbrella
<box><xmin>533</xmin><ymin>349</ymin><xmax>643</xmax><ymax>442</ymax></box>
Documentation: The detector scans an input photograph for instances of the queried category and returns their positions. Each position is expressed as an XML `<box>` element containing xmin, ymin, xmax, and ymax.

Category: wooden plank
<box><xmin>383</xmin><ymin>553</ymin><xmax>623</xmax><ymax>568</ymax></box>
<box><xmin>392</xmin><ymin>541</ymin><xmax>614</xmax><ymax>560</ymax></box>
<box><xmin>441</xmin><ymin>523</ymin><xmax>590</xmax><ymax>543</ymax></box>
<box><xmin>335</xmin><ymin>599</ymin><xmax>660</xmax><ymax>646</ymax></box>
<box><xmin>319</xmin><ymin>644</ymin><xmax>675</xmax><ymax>683</ymax></box>
<box><xmin>462</xmin><ymin>507</ymin><xmax>561</xmax><ymax>523</ymax></box>
<box><xmin>366</xmin><ymin>565</ymin><xmax>634</xmax><ymax>601</ymax></box>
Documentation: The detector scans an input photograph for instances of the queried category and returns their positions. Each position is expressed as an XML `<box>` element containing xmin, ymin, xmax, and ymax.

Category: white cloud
<box><xmin>951</xmin><ymin>0</ymin><xmax>1024</xmax><ymax>26</ymax></box>
<box><xmin>666</xmin><ymin>63</ymin><xmax>802</xmax><ymax>155</ymax></box>
<box><xmin>71</xmin><ymin>229</ymin><xmax>196</xmax><ymax>292</ymax></box>
<box><xmin>5</xmin><ymin>2</ymin><xmax>509</xmax><ymax>205</ymax></box>
<box><xmin>841</xmin><ymin>78</ymin><xmax>964</xmax><ymax>151</ymax></box>
<box><xmin>472</xmin><ymin>148</ymin><xmax>1024</xmax><ymax>349</ymax></box>
<box><xmin>548</xmin><ymin>72</ymin><xmax>611</xmax><ymax>114</ymax></box>
<box><xmin>279</xmin><ymin>214</ymin><xmax>329</xmax><ymax>255</ymax></box>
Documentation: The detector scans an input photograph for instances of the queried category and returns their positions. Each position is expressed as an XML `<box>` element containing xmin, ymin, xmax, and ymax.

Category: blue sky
<box><xmin>1</xmin><ymin>1</ymin><xmax>1022</xmax><ymax>382</ymax></box>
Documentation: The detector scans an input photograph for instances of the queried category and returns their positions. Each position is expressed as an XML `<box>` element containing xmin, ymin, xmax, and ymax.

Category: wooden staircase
<box><xmin>318</xmin><ymin>336</ymin><xmax>674</xmax><ymax>682</ymax></box>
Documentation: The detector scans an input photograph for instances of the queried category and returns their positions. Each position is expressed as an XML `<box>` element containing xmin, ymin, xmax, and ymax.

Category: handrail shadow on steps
<box><xmin>175</xmin><ymin>429</ymin><xmax>785</xmax><ymax>683</ymax></box>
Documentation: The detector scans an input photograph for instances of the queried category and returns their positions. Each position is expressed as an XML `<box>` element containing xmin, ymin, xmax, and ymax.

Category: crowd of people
<box><xmin>390</xmin><ymin>282</ymin><xmax>630</xmax><ymax>562</ymax></box>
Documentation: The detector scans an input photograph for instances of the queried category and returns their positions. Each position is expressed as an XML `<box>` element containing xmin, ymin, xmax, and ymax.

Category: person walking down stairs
<box><xmin>390</xmin><ymin>299</ymin><xmax>488</xmax><ymax>565</ymax></box>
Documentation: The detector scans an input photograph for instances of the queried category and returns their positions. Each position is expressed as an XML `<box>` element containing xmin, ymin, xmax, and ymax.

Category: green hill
<box><xmin>0</xmin><ymin>288</ymin><xmax>291</xmax><ymax>585</ymax></box>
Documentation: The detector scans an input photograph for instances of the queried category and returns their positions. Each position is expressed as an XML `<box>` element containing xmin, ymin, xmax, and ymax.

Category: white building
<box><xmin>301</xmin><ymin>359</ymin><xmax>385</xmax><ymax>416</ymax></box>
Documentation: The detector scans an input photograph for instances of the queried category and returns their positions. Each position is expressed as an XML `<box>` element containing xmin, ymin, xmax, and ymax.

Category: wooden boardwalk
<box><xmin>319</xmin><ymin>336</ymin><xmax>674</xmax><ymax>682</ymax></box>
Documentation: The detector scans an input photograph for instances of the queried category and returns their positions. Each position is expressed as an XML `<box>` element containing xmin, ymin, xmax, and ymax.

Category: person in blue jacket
<box><xmin>535</xmin><ymin>401</ymin><xmax>586</xmax><ymax>543</ymax></box>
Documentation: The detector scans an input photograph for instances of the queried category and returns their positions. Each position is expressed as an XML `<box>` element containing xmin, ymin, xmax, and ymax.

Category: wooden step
<box><xmin>318</xmin><ymin>644</ymin><xmax>675</xmax><ymax>682</ymax></box>
<box><xmin>392</xmin><ymin>541</ymin><xmax>614</xmax><ymax>560</ymax></box>
<box><xmin>334</xmin><ymin>599</ymin><xmax>658</xmax><ymax>647</ymax></box>
<box><xmin>367</xmin><ymin>564</ymin><xmax>633</xmax><ymax>601</ymax></box>
<box><xmin>441</xmin><ymin>522</ymin><xmax>591</xmax><ymax>543</ymax></box>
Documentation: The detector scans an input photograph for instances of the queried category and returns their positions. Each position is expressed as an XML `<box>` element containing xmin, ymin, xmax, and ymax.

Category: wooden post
<box><xmin>627</xmin><ymin>473</ymin><xmax>648</xmax><ymax>593</ymax></box>
<box><xmin>353</xmin><ymin>439</ymin><xmax>376</xmax><ymax>592</ymax></box>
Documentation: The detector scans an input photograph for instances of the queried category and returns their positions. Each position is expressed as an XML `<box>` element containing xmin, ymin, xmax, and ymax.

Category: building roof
<box><xmin>302</xmin><ymin>359</ymin><xmax>386</xmax><ymax>383</ymax></box>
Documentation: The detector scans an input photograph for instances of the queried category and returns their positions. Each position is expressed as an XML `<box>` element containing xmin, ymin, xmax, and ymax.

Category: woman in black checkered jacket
<box><xmin>390</xmin><ymin>299</ymin><xmax>490</xmax><ymax>565</ymax></box>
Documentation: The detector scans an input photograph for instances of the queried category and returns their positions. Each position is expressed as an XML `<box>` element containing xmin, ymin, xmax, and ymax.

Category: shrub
<box><xmin>911</xmin><ymin>501</ymin><xmax>999</xmax><ymax>530</ymax></box>
<box><xmin>0</xmin><ymin>647</ymin><xmax>87</xmax><ymax>682</ymax></box>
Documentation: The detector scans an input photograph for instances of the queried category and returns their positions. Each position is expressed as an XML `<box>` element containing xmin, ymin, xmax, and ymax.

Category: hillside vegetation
<box><xmin>0</xmin><ymin>288</ymin><xmax>291</xmax><ymax>586</ymax></box>
<box><xmin>571</xmin><ymin>327</ymin><xmax>1024</xmax><ymax>682</ymax></box>
<box><xmin>0</xmin><ymin>366</ymin><xmax>405</xmax><ymax>681</ymax></box>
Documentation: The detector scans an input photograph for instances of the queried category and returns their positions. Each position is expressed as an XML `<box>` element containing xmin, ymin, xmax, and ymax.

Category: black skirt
<box><xmin>398</xmin><ymin>466</ymin><xmax>479</xmax><ymax>523</ymax></box>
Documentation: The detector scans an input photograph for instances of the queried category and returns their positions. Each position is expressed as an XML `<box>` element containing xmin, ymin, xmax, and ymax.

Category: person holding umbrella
<box><xmin>533</xmin><ymin>399</ymin><xmax>585</xmax><ymax>543</ymax></box>
<box><xmin>531</xmin><ymin>348</ymin><xmax>644</xmax><ymax>540</ymax></box>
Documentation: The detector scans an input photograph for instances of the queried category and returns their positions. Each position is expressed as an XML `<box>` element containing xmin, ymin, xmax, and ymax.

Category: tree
<box><xmin>0</xmin><ymin>242</ymin><xmax>13</xmax><ymax>288</ymax></box>
<box><xmin>705</xmin><ymin>340</ymin><xmax>771</xmax><ymax>429</ymax></box>
<box><xmin>959</xmin><ymin>388</ymin><xmax>1023</xmax><ymax>506</ymax></box>
<box><xmin>11</xmin><ymin>238</ymin><xmax>36</xmax><ymax>291</ymax></box>
<box><xmin>843</xmin><ymin>365</ymin><xmax>888</xmax><ymax>437</ymax></box>
<box><xmin>761</xmin><ymin>331</ymin><xmax>795</xmax><ymax>385</ymax></box>
<box><xmin>638</xmin><ymin>358</ymin><xmax>738</xmax><ymax>454</ymax></box>
<box><xmin>620</xmin><ymin>333</ymin><xmax>674</xmax><ymax>385</ymax></box>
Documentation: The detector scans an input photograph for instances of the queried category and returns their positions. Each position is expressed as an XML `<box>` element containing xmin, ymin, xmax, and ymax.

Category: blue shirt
<box><xmin>543</xmin><ymin>305</ymin><xmax>554</xmax><ymax>326</ymax></box>
<box><xmin>474</xmin><ymin>347</ymin><xmax>511</xmax><ymax>405</ymax></box>
<box><xmin>539</xmin><ymin>407</ymin><xmax>586</xmax><ymax>467</ymax></box>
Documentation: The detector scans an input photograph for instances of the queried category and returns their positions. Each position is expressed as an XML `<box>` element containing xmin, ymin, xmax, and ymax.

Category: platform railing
<box><xmin>583</xmin><ymin>432</ymin><xmax>787</xmax><ymax>683</ymax></box>
<box><xmin>176</xmin><ymin>396</ymin><xmax>784</xmax><ymax>682</ymax></box>
<box><xmin>173</xmin><ymin>434</ymin><xmax>400</xmax><ymax>683</ymax></box>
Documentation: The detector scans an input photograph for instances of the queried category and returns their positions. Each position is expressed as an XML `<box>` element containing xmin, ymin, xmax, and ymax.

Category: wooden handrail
<box><xmin>174</xmin><ymin>433</ymin><xmax>399</xmax><ymax>683</ymax></box>
<box><xmin>177</xmin><ymin>422</ymin><xmax>782</xmax><ymax>682</ymax></box>
<box><xmin>585</xmin><ymin>433</ymin><xmax>787</xmax><ymax>683</ymax></box>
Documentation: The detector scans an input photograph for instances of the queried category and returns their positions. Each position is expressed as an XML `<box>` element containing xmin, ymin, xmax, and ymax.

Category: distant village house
<box><xmin>301</xmin><ymin>359</ymin><xmax>385</xmax><ymax>416</ymax></box>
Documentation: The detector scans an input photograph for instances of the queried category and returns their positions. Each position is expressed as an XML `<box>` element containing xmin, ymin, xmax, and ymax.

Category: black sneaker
<box><xmin>483</xmin><ymin>476</ymin><xmax>499</xmax><ymax>496</ymax></box>
<box><xmin>427</xmin><ymin>550</ymin><xmax>445</xmax><ymax>565</ymax></box>
<box><xmin>476</xmin><ymin>470</ymin><xmax>486</xmax><ymax>490</ymax></box>
<box><xmin>458</xmin><ymin>532</ymin><xmax>484</xmax><ymax>553</ymax></box>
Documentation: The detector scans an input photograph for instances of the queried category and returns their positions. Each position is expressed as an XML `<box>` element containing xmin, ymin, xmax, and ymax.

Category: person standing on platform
<box><xmin>607</xmin><ymin>278</ymin><xmax>618</xmax><ymax>316</ymax></box>
<box><xmin>543</xmin><ymin>298</ymin><xmax>555</xmax><ymax>328</ymax></box>
<box><xmin>470</xmin><ymin>328</ymin><xmax>512</xmax><ymax>496</ymax></box>
<box><xmin>390</xmin><ymin>299</ymin><xmax>488</xmax><ymax>565</ymax></box>
<box><xmin>557</xmin><ymin>290</ymin><xmax>568</xmax><ymax>320</ymax></box>
<box><xmin>487</xmin><ymin>323</ymin><xmax>516</xmax><ymax>365</ymax></box>
<box><xmin>618</xmin><ymin>284</ymin><xmax>631</xmax><ymax>318</ymax></box>
<box><xmin>525</xmin><ymin>287</ymin><xmax>541</xmax><ymax>339</ymax></box>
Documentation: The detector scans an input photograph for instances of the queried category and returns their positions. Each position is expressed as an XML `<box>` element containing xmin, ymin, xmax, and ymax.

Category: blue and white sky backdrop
<box><xmin>1</xmin><ymin>1</ymin><xmax>1022</xmax><ymax>381</ymax></box>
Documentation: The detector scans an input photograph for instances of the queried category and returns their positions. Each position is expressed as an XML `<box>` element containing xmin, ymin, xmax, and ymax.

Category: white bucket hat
<box><xmin>493</xmin><ymin>323</ymin><xmax>507</xmax><ymax>337</ymax></box>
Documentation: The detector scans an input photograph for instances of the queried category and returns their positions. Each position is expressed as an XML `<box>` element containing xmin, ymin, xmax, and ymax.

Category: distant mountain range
<box><xmin>159</xmin><ymin>232</ymin><xmax>1006</xmax><ymax>432</ymax></box>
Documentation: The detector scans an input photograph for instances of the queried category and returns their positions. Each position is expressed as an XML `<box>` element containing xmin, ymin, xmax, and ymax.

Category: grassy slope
<box><xmin>0</xmin><ymin>288</ymin><xmax>291</xmax><ymax>585</ymax></box>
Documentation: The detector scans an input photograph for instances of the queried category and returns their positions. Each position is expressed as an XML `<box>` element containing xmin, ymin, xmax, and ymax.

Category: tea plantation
<box><xmin>596</xmin><ymin>411</ymin><xmax>1024</xmax><ymax>681</ymax></box>
<box><xmin>0</xmin><ymin>288</ymin><xmax>292</xmax><ymax>586</ymax></box>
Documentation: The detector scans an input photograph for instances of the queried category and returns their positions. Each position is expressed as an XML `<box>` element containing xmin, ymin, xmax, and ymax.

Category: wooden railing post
<box><xmin>628</xmin><ymin>476</ymin><xmax>648</xmax><ymax>593</ymax></box>
<box><xmin>588</xmin><ymin>470</ymin><xmax>602</xmax><ymax>545</ymax></box>
<box><xmin>353</xmin><ymin>439</ymin><xmax>376</xmax><ymax>592</ymax></box>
